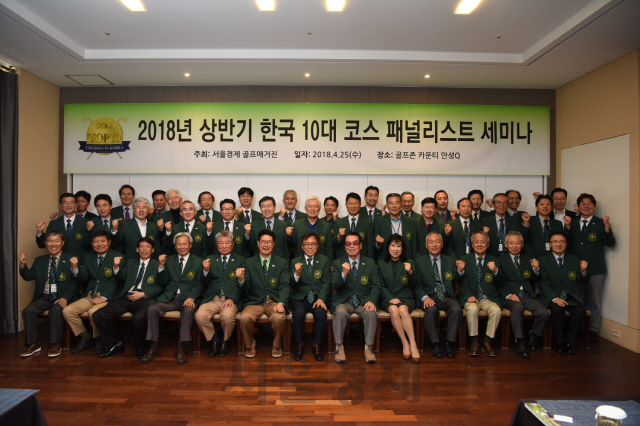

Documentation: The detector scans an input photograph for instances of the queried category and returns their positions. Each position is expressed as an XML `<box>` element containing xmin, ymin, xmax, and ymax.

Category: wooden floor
<box><xmin>1</xmin><ymin>326</ymin><xmax>639</xmax><ymax>426</ymax></box>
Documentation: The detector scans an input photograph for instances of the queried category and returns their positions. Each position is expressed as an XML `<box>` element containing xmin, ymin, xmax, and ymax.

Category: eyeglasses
<box><xmin>221</xmin><ymin>207</ymin><xmax>235</xmax><ymax>211</ymax></box>
<box><xmin>302</xmin><ymin>243</ymin><xmax>318</xmax><ymax>247</ymax></box>
<box><xmin>549</xmin><ymin>240</ymin><xmax>566</xmax><ymax>244</ymax></box>
<box><xmin>344</xmin><ymin>242</ymin><xmax>360</xmax><ymax>247</ymax></box>
<box><xmin>259</xmin><ymin>240</ymin><xmax>274</xmax><ymax>245</ymax></box>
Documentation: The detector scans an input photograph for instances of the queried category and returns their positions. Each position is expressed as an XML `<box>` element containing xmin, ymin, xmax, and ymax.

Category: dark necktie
<box><xmin>220</xmin><ymin>256</ymin><xmax>227</xmax><ymax>298</ymax></box>
<box><xmin>582</xmin><ymin>220</ymin><xmax>588</xmax><ymax>234</ymax></box>
<box><xmin>351</xmin><ymin>261</ymin><xmax>360</xmax><ymax>307</ymax></box>
<box><xmin>266</xmin><ymin>220</ymin><xmax>272</xmax><ymax>231</ymax></box>
<box><xmin>179</xmin><ymin>257</ymin><xmax>185</xmax><ymax>274</ymax></box>
<box><xmin>558</xmin><ymin>259</ymin><xmax>567</xmax><ymax>300</ymax></box>
<box><xmin>474</xmin><ymin>212</ymin><xmax>478</xmax><ymax>221</ymax></box>
<box><xmin>307</xmin><ymin>257</ymin><xmax>313</xmax><ymax>274</ymax></box>
<box><xmin>262</xmin><ymin>259</ymin><xmax>268</xmax><ymax>278</ymax></box>
<box><xmin>543</xmin><ymin>219</ymin><xmax>550</xmax><ymax>241</ymax></box>
<box><xmin>49</xmin><ymin>256</ymin><xmax>58</xmax><ymax>301</ymax></box>
<box><xmin>133</xmin><ymin>262</ymin><xmax>145</xmax><ymax>291</ymax></box>
<box><xmin>306</xmin><ymin>257</ymin><xmax>315</xmax><ymax>303</ymax></box>
<box><xmin>245</xmin><ymin>211</ymin><xmax>250</xmax><ymax>224</ymax></box>
<box><xmin>476</xmin><ymin>257</ymin><xmax>484</xmax><ymax>299</ymax></box>
<box><xmin>498</xmin><ymin>218</ymin><xmax>505</xmax><ymax>243</ymax></box>
<box><xmin>125</xmin><ymin>207</ymin><xmax>131</xmax><ymax>220</ymax></box>
<box><xmin>103</xmin><ymin>219</ymin><xmax>109</xmax><ymax>231</ymax></box>
<box><xmin>369</xmin><ymin>210</ymin><xmax>373</xmax><ymax>222</ymax></box>
<box><xmin>224</xmin><ymin>222</ymin><xmax>230</xmax><ymax>231</ymax></box>
<box><xmin>205</xmin><ymin>212</ymin><xmax>211</xmax><ymax>222</ymax></box>
<box><xmin>558</xmin><ymin>257</ymin><xmax>563</xmax><ymax>269</ymax></box>
<box><xmin>463</xmin><ymin>220</ymin><xmax>470</xmax><ymax>245</ymax></box>
<box><xmin>433</xmin><ymin>257</ymin><xmax>445</xmax><ymax>299</ymax></box>
<box><xmin>405</xmin><ymin>212</ymin><xmax>410</xmax><ymax>217</ymax></box>
<box><xmin>514</xmin><ymin>255</ymin><xmax>520</xmax><ymax>275</ymax></box>
<box><xmin>185</xmin><ymin>223</ymin><xmax>190</xmax><ymax>234</ymax></box>
<box><xmin>92</xmin><ymin>255</ymin><xmax>104</xmax><ymax>297</ymax></box>
<box><xmin>287</xmin><ymin>212</ymin><xmax>293</xmax><ymax>224</ymax></box>
<box><xmin>66</xmin><ymin>219</ymin><xmax>72</xmax><ymax>237</ymax></box>
<box><xmin>351</xmin><ymin>218</ymin><xmax>356</xmax><ymax>231</ymax></box>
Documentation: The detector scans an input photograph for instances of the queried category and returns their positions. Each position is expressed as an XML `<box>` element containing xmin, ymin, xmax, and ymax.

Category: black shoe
<box><xmin>313</xmin><ymin>344</ymin><xmax>324</xmax><ymax>361</ymax></box>
<box><xmin>431</xmin><ymin>344</ymin><xmax>443</xmax><ymax>358</ymax></box>
<box><xmin>444</xmin><ymin>342</ymin><xmax>456</xmax><ymax>358</ymax></box>
<box><xmin>136</xmin><ymin>348</ymin><xmax>146</xmax><ymax>359</ymax></box>
<box><xmin>515</xmin><ymin>341</ymin><xmax>530</xmax><ymax>358</ymax></box>
<box><xmin>141</xmin><ymin>348</ymin><xmax>160</xmax><ymax>363</ymax></box>
<box><xmin>95</xmin><ymin>339</ymin><xmax>104</xmax><ymax>355</ymax></box>
<box><xmin>590</xmin><ymin>331</ymin><xmax>599</xmax><ymax>343</ymax></box>
<box><xmin>99</xmin><ymin>344</ymin><xmax>124</xmax><ymax>358</ymax></box>
<box><xmin>71</xmin><ymin>337</ymin><xmax>94</xmax><ymax>354</ymax></box>
<box><xmin>527</xmin><ymin>333</ymin><xmax>539</xmax><ymax>352</ymax></box>
<box><xmin>219</xmin><ymin>340</ymin><xmax>230</xmax><ymax>357</ymax></box>
<box><xmin>176</xmin><ymin>349</ymin><xmax>187</xmax><ymax>365</ymax></box>
<box><xmin>208</xmin><ymin>341</ymin><xmax>220</xmax><ymax>358</ymax></box>
<box><xmin>293</xmin><ymin>343</ymin><xmax>304</xmax><ymax>361</ymax></box>
<box><xmin>552</xmin><ymin>341</ymin><xmax>565</xmax><ymax>354</ymax></box>
<box><xmin>566</xmin><ymin>343</ymin><xmax>575</xmax><ymax>355</ymax></box>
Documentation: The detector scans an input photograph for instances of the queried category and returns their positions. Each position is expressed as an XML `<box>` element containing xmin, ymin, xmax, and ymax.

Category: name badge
<box><xmin>545</xmin><ymin>243</ymin><xmax>550</xmax><ymax>251</ymax></box>
<box><xmin>466</xmin><ymin>246</ymin><xmax>470</xmax><ymax>254</ymax></box>
<box><xmin>51</xmin><ymin>284</ymin><xmax>57</xmax><ymax>293</ymax></box>
<box><xmin>498</xmin><ymin>244</ymin><xmax>503</xmax><ymax>252</ymax></box>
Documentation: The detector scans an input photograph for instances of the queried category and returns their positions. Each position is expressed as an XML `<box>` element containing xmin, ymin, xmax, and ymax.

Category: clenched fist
<box><xmin>404</xmin><ymin>262</ymin><xmax>413</xmax><ymax>274</ymax></box>
<box><xmin>236</xmin><ymin>268</ymin><xmax>245</xmax><ymax>281</ymax></box>
<box><xmin>86</xmin><ymin>221</ymin><xmax>95</xmax><ymax>231</ymax></box>
<box><xmin>563</xmin><ymin>215</ymin><xmax>572</xmax><ymax>228</ymax></box>
<box><xmin>206</xmin><ymin>222</ymin><xmax>213</xmax><ymax>233</ymax></box>
<box><xmin>294</xmin><ymin>263</ymin><xmax>303</xmax><ymax>275</ymax></box>
<box><xmin>203</xmin><ymin>259</ymin><xmax>210</xmax><ymax>272</ymax></box>
<box><xmin>35</xmin><ymin>221</ymin><xmax>47</xmax><ymax>234</ymax></box>
<box><xmin>521</xmin><ymin>212</ymin><xmax>531</xmax><ymax>226</ymax></box>
<box><xmin>18</xmin><ymin>253</ymin><xmax>27</xmax><ymax>267</ymax></box>
<box><xmin>70</xmin><ymin>257</ymin><xmax>79</xmax><ymax>269</ymax></box>
<box><xmin>342</xmin><ymin>262</ymin><xmax>351</xmax><ymax>276</ymax></box>
<box><xmin>530</xmin><ymin>258</ymin><xmax>539</xmax><ymax>270</ymax></box>
<box><xmin>244</xmin><ymin>223</ymin><xmax>251</xmax><ymax>236</ymax></box>
<box><xmin>487</xmin><ymin>261</ymin><xmax>497</xmax><ymax>272</ymax></box>
<box><xmin>580</xmin><ymin>260</ymin><xmax>588</xmax><ymax>273</ymax></box>
<box><xmin>286</xmin><ymin>226</ymin><xmax>293</xmax><ymax>236</ymax></box>
<box><xmin>112</xmin><ymin>219</ymin><xmax>120</xmax><ymax>232</ymax></box>
<box><xmin>455</xmin><ymin>260</ymin><xmax>465</xmax><ymax>272</ymax></box>
<box><xmin>444</xmin><ymin>223</ymin><xmax>452</xmax><ymax>236</ymax></box>
<box><xmin>158</xmin><ymin>254</ymin><xmax>167</xmax><ymax>267</ymax></box>
<box><xmin>165</xmin><ymin>221</ymin><xmax>172</xmax><ymax>233</ymax></box>
<box><xmin>157</xmin><ymin>218</ymin><xmax>165</xmax><ymax>231</ymax></box>
<box><xmin>113</xmin><ymin>256</ymin><xmax>122</xmax><ymax>268</ymax></box>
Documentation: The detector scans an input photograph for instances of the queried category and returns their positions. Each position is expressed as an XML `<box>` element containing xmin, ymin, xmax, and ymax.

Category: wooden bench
<box><xmin>500</xmin><ymin>309</ymin><xmax>591</xmax><ymax>349</ymax></box>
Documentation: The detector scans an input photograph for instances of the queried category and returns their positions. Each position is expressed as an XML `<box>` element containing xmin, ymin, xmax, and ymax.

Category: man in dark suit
<box><xmin>550</xmin><ymin>188</ymin><xmax>579</xmax><ymax>222</ymax></box>
<box><xmin>416</xmin><ymin>197</ymin><xmax>447</xmax><ymax>257</ymax></box>
<box><xmin>372</xmin><ymin>193</ymin><xmax>417</xmax><ymax>261</ymax></box>
<box><xmin>459</xmin><ymin>231</ymin><xmax>503</xmax><ymax>358</ymax></box>
<box><xmin>322</xmin><ymin>196</ymin><xmax>339</xmax><ymax>225</ymax></box>
<box><xmin>150</xmin><ymin>190</ymin><xmax>168</xmax><ymax>223</ymax></box>
<box><xmin>434</xmin><ymin>190</ymin><xmax>453</xmax><ymax>224</ymax></box>
<box><xmin>444</xmin><ymin>197</ymin><xmax>482</xmax><ymax>259</ymax></box>
<box><xmin>359</xmin><ymin>185</ymin><xmax>382</xmax><ymax>223</ymax></box>
<box><xmin>468</xmin><ymin>189</ymin><xmax>493</xmax><ymax>222</ymax></box>
<box><xmin>236</xmin><ymin>187</ymin><xmax>263</xmax><ymax>225</ymax></box>
<box><xmin>247</xmin><ymin>196</ymin><xmax>290</xmax><ymax>261</ymax></box>
<box><xmin>196</xmin><ymin>230</ymin><xmax>246</xmax><ymax>358</ymax></box>
<box><xmin>211</xmin><ymin>199</ymin><xmax>251</xmax><ymax>258</ymax></box>
<box><xmin>506</xmin><ymin>190</ymin><xmax>526</xmax><ymax>223</ymax></box>
<box><xmin>334</xmin><ymin>193</ymin><xmax>373</xmax><ymax>259</ymax></box>
<box><xmin>497</xmin><ymin>231</ymin><xmax>549</xmax><ymax>358</ymax></box>
<box><xmin>278</xmin><ymin>189</ymin><xmax>307</xmax><ymax>226</ymax></box>
<box><xmin>569</xmin><ymin>193</ymin><xmax>615</xmax><ymax>342</ymax></box>
<box><xmin>93</xmin><ymin>237</ymin><xmax>168</xmax><ymax>359</ymax></box>
<box><xmin>111</xmin><ymin>197</ymin><xmax>161</xmax><ymax>259</ymax></box>
<box><xmin>481</xmin><ymin>192</ymin><xmax>531</xmax><ymax>257</ymax></box>
<box><xmin>36</xmin><ymin>193</ymin><xmax>90</xmax><ymax>259</ymax></box>
<box><xmin>401</xmin><ymin>191</ymin><xmax>421</xmax><ymax>220</ymax></box>
<box><xmin>87</xmin><ymin>194</ymin><xmax>124</xmax><ymax>254</ymax></box>
<box><xmin>111</xmin><ymin>184</ymin><xmax>135</xmax><ymax>220</ymax></box>
<box><xmin>75</xmin><ymin>190</ymin><xmax>97</xmax><ymax>219</ymax></box>
<box><xmin>163</xmin><ymin>200</ymin><xmax>210</xmax><ymax>258</ymax></box>
<box><xmin>331</xmin><ymin>232</ymin><xmax>381</xmax><ymax>364</ymax></box>
<box><xmin>413</xmin><ymin>232</ymin><xmax>463</xmax><ymax>359</ymax></box>
<box><xmin>142</xmin><ymin>232</ymin><xmax>203</xmax><ymax>365</ymax></box>
<box><xmin>63</xmin><ymin>230</ymin><xmax>125</xmax><ymax>355</ymax></box>
<box><xmin>539</xmin><ymin>231</ymin><xmax>590</xmax><ymax>354</ymax></box>
<box><xmin>157</xmin><ymin>188</ymin><xmax>184</xmax><ymax>227</ymax></box>
<box><xmin>290</xmin><ymin>232</ymin><xmax>332</xmax><ymax>361</ymax></box>
<box><xmin>525</xmin><ymin>194</ymin><xmax>567</xmax><ymax>258</ymax></box>
<box><xmin>289</xmin><ymin>196</ymin><xmax>333</xmax><ymax>261</ymax></box>
<box><xmin>238</xmin><ymin>229</ymin><xmax>290</xmax><ymax>358</ymax></box>
<box><xmin>19</xmin><ymin>230</ymin><xmax>77</xmax><ymax>358</ymax></box>
<box><xmin>196</xmin><ymin>191</ymin><xmax>223</xmax><ymax>225</ymax></box>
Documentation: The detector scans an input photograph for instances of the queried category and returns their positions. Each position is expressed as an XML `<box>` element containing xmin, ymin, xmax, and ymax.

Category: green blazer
<box><xmin>36</xmin><ymin>215</ymin><xmax>90</xmax><ymax>259</ymax></box>
<box><xmin>289</xmin><ymin>254</ymin><xmax>332</xmax><ymax>305</ymax></box>
<box><xmin>88</xmin><ymin>216</ymin><xmax>124</xmax><ymax>254</ymax></box>
<box><xmin>76</xmin><ymin>249</ymin><xmax>125</xmax><ymax>301</ymax></box>
<box><xmin>459</xmin><ymin>253</ymin><xmax>503</xmax><ymax>308</ymax></box>
<box><xmin>321</xmin><ymin>216</ymin><xmax>336</xmax><ymax>226</ymax></box>
<box><xmin>248</xmin><ymin>218</ymin><xmax>290</xmax><ymax>262</ymax></box>
<box><xmin>211</xmin><ymin>219</ymin><xmax>251</xmax><ymax>258</ymax></box>
<box><xmin>196</xmin><ymin>208</ymin><xmax>223</xmax><ymax>224</ymax></box>
<box><xmin>111</xmin><ymin>205</ymin><xmax>132</xmax><ymax>221</ymax></box>
<box><xmin>157</xmin><ymin>254</ymin><xmax>204</xmax><ymax>304</ymax></box>
<box><xmin>241</xmin><ymin>254</ymin><xmax>290</xmax><ymax>309</ymax></box>
<box><xmin>402</xmin><ymin>210</ymin><xmax>421</xmax><ymax>221</ymax></box>
<box><xmin>471</xmin><ymin>209</ymin><xmax>493</xmax><ymax>222</ymax></box>
<box><xmin>496</xmin><ymin>252</ymin><xmax>540</xmax><ymax>301</ymax></box>
<box><xmin>372</xmin><ymin>215</ymin><xmax>418</xmax><ymax>261</ymax></box>
<box><xmin>201</xmin><ymin>253</ymin><xmax>246</xmax><ymax>305</ymax></box>
<box><xmin>330</xmin><ymin>255</ymin><xmax>381</xmax><ymax>313</ymax></box>
<box><xmin>539</xmin><ymin>252</ymin><xmax>589</xmax><ymax>307</ymax></box>
<box><xmin>359</xmin><ymin>206</ymin><xmax>382</xmax><ymax>223</ymax></box>
<box><xmin>443</xmin><ymin>217</ymin><xmax>482</xmax><ymax>260</ymax></box>
<box><xmin>377</xmin><ymin>258</ymin><xmax>418</xmax><ymax>311</ymax></box>
<box><xmin>290</xmin><ymin>218</ymin><xmax>333</xmax><ymax>261</ymax></box>
<box><xmin>150</xmin><ymin>210</ymin><xmax>168</xmax><ymax>224</ymax></box>
<box><xmin>332</xmin><ymin>216</ymin><xmax>373</xmax><ymax>259</ymax></box>
<box><xmin>413</xmin><ymin>254</ymin><xmax>462</xmax><ymax>301</ymax></box>
<box><xmin>416</xmin><ymin>218</ymin><xmax>447</xmax><ymax>257</ymax></box>
<box><xmin>238</xmin><ymin>209</ymin><xmax>263</xmax><ymax>225</ymax></box>
<box><xmin>481</xmin><ymin>213</ymin><xmax>530</xmax><ymax>257</ymax></box>
<box><xmin>281</xmin><ymin>210</ymin><xmax>307</xmax><ymax>226</ymax></box>
<box><xmin>111</xmin><ymin>219</ymin><xmax>161</xmax><ymax>260</ymax></box>
<box><xmin>115</xmin><ymin>258</ymin><xmax>168</xmax><ymax>304</ymax></box>
<box><xmin>163</xmin><ymin>221</ymin><xmax>210</xmax><ymax>258</ymax></box>
<box><xmin>20</xmin><ymin>252</ymin><xmax>78</xmax><ymax>303</ymax></box>
<box><xmin>524</xmin><ymin>216</ymin><xmax>565</xmax><ymax>258</ymax></box>
<box><xmin>570</xmin><ymin>216</ymin><xmax>615</xmax><ymax>275</ymax></box>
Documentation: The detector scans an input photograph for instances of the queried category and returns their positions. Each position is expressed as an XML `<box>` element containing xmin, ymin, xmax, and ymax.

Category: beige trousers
<box><xmin>463</xmin><ymin>295</ymin><xmax>501</xmax><ymax>338</ymax></box>
<box><xmin>62</xmin><ymin>293</ymin><xmax>108</xmax><ymax>337</ymax></box>
<box><xmin>195</xmin><ymin>295</ymin><xmax>238</xmax><ymax>341</ymax></box>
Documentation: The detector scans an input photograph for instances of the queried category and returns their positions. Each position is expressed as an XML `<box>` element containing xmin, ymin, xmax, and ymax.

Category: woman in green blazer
<box><xmin>378</xmin><ymin>234</ymin><xmax>420</xmax><ymax>363</ymax></box>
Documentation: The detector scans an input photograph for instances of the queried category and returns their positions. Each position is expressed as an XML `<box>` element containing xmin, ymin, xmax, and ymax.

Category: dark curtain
<box><xmin>0</xmin><ymin>71</ymin><xmax>18</xmax><ymax>334</ymax></box>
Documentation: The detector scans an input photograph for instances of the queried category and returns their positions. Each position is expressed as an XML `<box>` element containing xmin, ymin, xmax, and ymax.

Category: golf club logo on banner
<box><xmin>78</xmin><ymin>117</ymin><xmax>131</xmax><ymax>159</ymax></box>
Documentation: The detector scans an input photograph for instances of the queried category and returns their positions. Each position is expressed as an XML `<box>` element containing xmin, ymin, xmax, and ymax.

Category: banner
<box><xmin>64</xmin><ymin>103</ymin><xmax>550</xmax><ymax>175</ymax></box>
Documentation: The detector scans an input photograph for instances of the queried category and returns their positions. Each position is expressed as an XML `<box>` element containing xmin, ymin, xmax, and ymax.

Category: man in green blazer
<box><xmin>497</xmin><ymin>231</ymin><xmax>549</xmax><ymax>358</ymax></box>
<box><xmin>359</xmin><ymin>185</ymin><xmax>382</xmax><ymax>223</ymax></box>
<box><xmin>290</xmin><ymin>232</ymin><xmax>332</xmax><ymax>362</ymax></box>
<box><xmin>238</xmin><ymin>229</ymin><xmax>290</xmax><ymax>358</ymax></box>
<box><xmin>459</xmin><ymin>231</ymin><xmax>503</xmax><ymax>358</ymax></box>
<box><xmin>401</xmin><ymin>191</ymin><xmax>421</xmax><ymax>220</ymax></box>
<box><xmin>247</xmin><ymin>196</ymin><xmax>290</xmax><ymax>262</ymax></box>
<box><xmin>19</xmin><ymin>230</ymin><xmax>78</xmax><ymax>358</ymax></box>
<box><xmin>36</xmin><ymin>192</ymin><xmax>90</xmax><ymax>259</ymax></box>
<box><xmin>211</xmin><ymin>199</ymin><xmax>251</xmax><ymax>258</ymax></box>
<box><xmin>444</xmin><ymin>198</ymin><xmax>482</xmax><ymax>259</ymax></box>
<box><xmin>142</xmin><ymin>232</ymin><xmax>203</xmax><ymax>365</ymax></box>
<box><xmin>236</xmin><ymin>187</ymin><xmax>263</xmax><ymax>225</ymax></box>
<box><xmin>333</xmin><ymin>193</ymin><xmax>373</xmax><ymax>259</ymax></box>
<box><xmin>413</xmin><ymin>232</ymin><xmax>463</xmax><ymax>359</ymax></box>
<box><xmin>149</xmin><ymin>190</ymin><xmax>168</xmax><ymax>223</ymax></box>
<box><xmin>111</xmin><ymin>198</ymin><xmax>161</xmax><ymax>259</ymax></box>
<box><xmin>196</xmin><ymin>191</ymin><xmax>223</xmax><ymax>224</ymax></box>
<box><xmin>569</xmin><ymin>193</ymin><xmax>615</xmax><ymax>342</ymax></box>
<box><xmin>540</xmin><ymin>231</ymin><xmax>590</xmax><ymax>354</ymax></box>
<box><xmin>92</xmin><ymin>237</ymin><xmax>168</xmax><ymax>359</ymax></box>
<box><xmin>331</xmin><ymin>232</ymin><xmax>381</xmax><ymax>364</ymax></box>
<box><xmin>64</xmin><ymin>230</ymin><xmax>125</xmax><ymax>355</ymax></box>
<box><xmin>322</xmin><ymin>196</ymin><xmax>339</xmax><ymax>225</ymax></box>
<box><xmin>196</xmin><ymin>231</ymin><xmax>246</xmax><ymax>358</ymax></box>
<box><xmin>86</xmin><ymin>194</ymin><xmax>124</xmax><ymax>254</ymax></box>
<box><xmin>163</xmin><ymin>200</ymin><xmax>210</xmax><ymax>258</ymax></box>
<box><xmin>468</xmin><ymin>190</ymin><xmax>493</xmax><ymax>222</ymax></box>
<box><xmin>278</xmin><ymin>189</ymin><xmax>307</xmax><ymax>226</ymax></box>
<box><xmin>481</xmin><ymin>193</ymin><xmax>530</xmax><ymax>257</ymax></box>
<box><xmin>110</xmin><ymin>184</ymin><xmax>135</xmax><ymax>220</ymax></box>
<box><xmin>525</xmin><ymin>194</ymin><xmax>567</xmax><ymax>258</ymax></box>
<box><xmin>416</xmin><ymin>197</ymin><xmax>447</xmax><ymax>257</ymax></box>
<box><xmin>372</xmin><ymin>193</ymin><xmax>417</xmax><ymax>262</ymax></box>
<box><xmin>289</xmin><ymin>196</ymin><xmax>333</xmax><ymax>261</ymax></box>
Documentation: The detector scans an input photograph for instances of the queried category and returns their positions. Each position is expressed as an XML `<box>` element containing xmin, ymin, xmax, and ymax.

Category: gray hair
<box><xmin>472</xmin><ymin>230</ymin><xmax>491</xmax><ymax>244</ymax></box>
<box><xmin>181</xmin><ymin>200</ymin><xmax>196</xmax><ymax>209</ymax></box>
<box><xmin>215</xmin><ymin>230</ymin><xmax>234</xmax><ymax>244</ymax></box>
<box><xmin>426</xmin><ymin>231</ymin><xmax>442</xmax><ymax>243</ymax></box>
<box><xmin>305</xmin><ymin>195</ymin><xmax>320</xmax><ymax>207</ymax></box>
<box><xmin>166</xmin><ymin>188</ymin><xmax>183</xmax><ymax>199</ymax></box>
<box><xmin>505</xmin><ymin>231</ymin><xmax>523</xmax><ymax>243</ymax></box>
<box><xmin>133</xmin><ymin>197</ymin><xmax>150</xmax><ymax>209</ymax></box>
<box><xmin>173</xmin><ymin>231</ymin><xmax>193</xmax><ymax>244</ymax></box>
<box><xmin>283</xmin><ymin>189</ymin><xmax>297</xmax><ymax>199</ymax></box>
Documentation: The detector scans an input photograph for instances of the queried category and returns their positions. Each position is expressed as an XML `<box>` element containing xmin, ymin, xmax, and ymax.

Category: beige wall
<box><xmin>16</xmin><ymin>69</ymin><xmax>60</xmax><ymax>329</ymax></box>
<box><xmin>556</xmin><ymin>49</ymin><xmax>640</xmax><ymax>352</ymax></box>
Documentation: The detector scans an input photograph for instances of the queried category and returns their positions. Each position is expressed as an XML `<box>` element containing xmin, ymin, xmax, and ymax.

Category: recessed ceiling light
<box><xmin>184</xmin><ymin>73</ymin><xmax>190</xmax><ymax>77</ymax></box>
<box><xmin>120</xmin><ymin>0</ymin><xmax>146</xmax><ymax>12</ymax></box>
<box><xmin>304</xmin><ymin>73</ymin><xmax>311</xmax><ymax>77</ymax></box>
<box><xmin>424</xmin><ymin>74</ymin><xmax>431</xmax><ymax>79</ymax></box>
<box><xmin>455</xmin><ymin>0</ymin><xmax>481</xmax><ymax>14</ymax></box>
<box><xmin>326</xmin><ymin>0</ymin><xmax>345</xmax><ymax>12</ymax></box>
<box><xmin>256</xmin><ymin>0</ymin><xmax>275</xmax><ymax>11</ymax></box>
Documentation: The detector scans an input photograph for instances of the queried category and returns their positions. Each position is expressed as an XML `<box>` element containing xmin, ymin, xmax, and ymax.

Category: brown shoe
<box><xmin>272</xmin><ymin>347</ymin><xmax>283</xmax><ymax>358</ymax></box>
<box><xmin>20</xmin><ymin>344</ymin><xmax>41</xmax><ymax>357</ymax></box>
<box><xmin>364</xmin><ymin>346</ymin><xmax>376</xmax><ymax>363</ymax></box>
<box><xmin>469</xmin><ymin>342</ymin><xmax>480</xmax><ymax>357</ymax></box>
<box><xmin>48</xmin><ymin>344</ymin><xmax>62</xmax><ymax>358</ymax></box>
<box><xmin>244</xmin><ymin>340</ymin><xmax>257</xmax><ymax>358</ymax></box>
<box><xmin>141</xmin><ymin>348</ymin><xmax>161</xmax><ymax>363</ymax></box>
<box><xmin>176</xmin><ymin>349</ymin><xmax>187</xmax><ymax>365</ymax></box>
<box><xmin>334</xmin><ymin>347</ymin><xmax>346</xmax><ymax>363</ymax></box>
<box><xmin>481</xmin><ymin>340</ymin><xmax>497</xmax><ymax>358</ymax></box>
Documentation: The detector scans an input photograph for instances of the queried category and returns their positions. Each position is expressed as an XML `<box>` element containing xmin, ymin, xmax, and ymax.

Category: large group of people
<box><xmin>19</xmin><ymin>184</ymin><xmax>614</xmax><ymax>365</ymax></box>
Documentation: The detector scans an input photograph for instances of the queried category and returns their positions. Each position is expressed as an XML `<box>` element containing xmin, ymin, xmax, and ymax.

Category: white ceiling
<box><xmin>1</xmin><ymin>0</ymin><xmax>639</xmax><ymax>88</ymax></box>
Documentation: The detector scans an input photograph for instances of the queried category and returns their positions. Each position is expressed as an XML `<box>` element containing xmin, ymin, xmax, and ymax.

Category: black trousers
<box><xmin>92</xmin><ymin>296</ymin><xmax>150</xmax><ymax>350</ymax></box>
<box><xmin>504</xmin><ymin>293</ymin><xmax>550</xmax><ymax>339</ymax></box>
<box><xmin>290</xmin><ymin>299</ymin><xmax>327</xmax><ymax>346</ymax></box>
<box><xmin>549</xmin><ymin>295</ymin><xmax>586</xmax><ymax>344</ymax></box>
<box><xmin>423</xmin><ymin>294</ymin><xmax>461</xmax><ymax>344</ymax></box>
<box><xmin>22</xmin><ymin>295</ymin><xmax>64</xmax><ymax>345</ymax></box>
